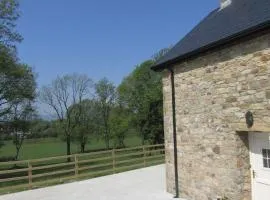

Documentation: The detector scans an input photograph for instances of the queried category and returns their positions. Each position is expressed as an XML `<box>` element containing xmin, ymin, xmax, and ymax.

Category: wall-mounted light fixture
<box><xmin>245</xmin><ymin>111</ymin><xmax>254</xmax><ymax>128</ymax></box>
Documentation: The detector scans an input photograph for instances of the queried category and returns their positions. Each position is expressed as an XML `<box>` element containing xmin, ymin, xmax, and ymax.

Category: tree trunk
<box><xmin>139</xmin><ymin>125</ymin><xmax>145</xmax><ymax>145</ymax></box>
<box><xmin>80</xmin><ymin>142</ymin><xmax>85</xmax><ymax>153</ymax></box>
<box><xmin>105</xmin><ymin>133</ymin><xmax>110</xmax><ymax>149</ymax></box>
<box><xmin>120</xmin><ymin>139</ymin><xmax>125</xmax><ymax>148</ymax></box>
<box><xmin>104</xmin><ymin>119</ymin><xmax>110</xmax><ymax>149</ymax></box>
<box><xmin>67</xmin><ymin>135</ymin><xmax>71</xmax><ymax>162</ymax></box>
<box><xmin>141</xmin><ymin>130</ymin><xmax>145</xmax><ymax>146</ymax></box>
<box><xmin>14</xmin><ymin>132</ymin><xmax>24</xmax><ymax>161</ymax></box>
<box><xmin>104</xmin><ymin>124</ymin><xmax>110</xmax><ymax>149</ymax></box>
<box><xmin>15</xmin><ymin>147</ymin><xmax>20</xmax><ymax>161</ymax></box>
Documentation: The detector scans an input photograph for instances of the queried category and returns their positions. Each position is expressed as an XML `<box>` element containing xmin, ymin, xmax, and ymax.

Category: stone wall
<box><xmin>163</xmin><ymin>32</ymin><xmax>270</xmax><ymax>200</ymax></box>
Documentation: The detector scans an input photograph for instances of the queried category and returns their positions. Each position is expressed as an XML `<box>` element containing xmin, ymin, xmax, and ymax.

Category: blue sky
<box><xmin>17</xmin><ymin>0</ymin><xmax>218</xmax><ymax>88</ymax></box>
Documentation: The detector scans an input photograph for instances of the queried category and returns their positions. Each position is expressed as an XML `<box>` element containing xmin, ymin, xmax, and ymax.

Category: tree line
<box><xmin>39</xmin><ymin>50</ymin><xmax>168</xmax><ymax>156</ymax></box>
<box><xmin>0</xmin><ymin>0</ymin><xmax>168</xmax><ymax>160</ymax></box>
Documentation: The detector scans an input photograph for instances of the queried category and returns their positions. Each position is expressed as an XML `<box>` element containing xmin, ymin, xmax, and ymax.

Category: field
<box><xmin>0</xmin><ymin>135</ymin><xmax>142</xmax><ymax>160</ymax></box>
<box><xmin>0</xmin><ymin>143</ymin><xmax>165</xmax><ymax>195</ymax></box>
<box><xmin>0</xmin><ymin>134</ymin><xmax>166</xmax><ymax>195</ymax></box>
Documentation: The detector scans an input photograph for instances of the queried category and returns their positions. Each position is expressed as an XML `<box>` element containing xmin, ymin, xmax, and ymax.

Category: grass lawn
<box><xmin>0</xmin><ymin>136</ymin><xmax>164</xmax><ymax>195</ymax></box>
<box><xmin>0</xmin><ymin>134</ymin><xmax>142</xmax><ymax>160</ymax></box>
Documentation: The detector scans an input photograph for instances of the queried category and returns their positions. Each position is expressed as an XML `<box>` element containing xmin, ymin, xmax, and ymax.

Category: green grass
<box><xmin>0</xmin><ymin>134</ymin><xmax>165</xmax><ymax>195</ymax></box>
<box><xmin>0</xmin><ymin>134</ymin><xmax>142</xmax><ymax>160</ymax></box>
<box><xmin>0</xmin><ymin>143</ymin><xmax>165</xmax><ymax>195</ymax></box>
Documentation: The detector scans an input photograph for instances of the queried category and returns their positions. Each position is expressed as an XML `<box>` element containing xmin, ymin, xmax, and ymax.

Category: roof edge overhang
<box><xmin>152</xmin><ymin>20</ymin><xmax>270</xmax><ymax>72</ymax></box>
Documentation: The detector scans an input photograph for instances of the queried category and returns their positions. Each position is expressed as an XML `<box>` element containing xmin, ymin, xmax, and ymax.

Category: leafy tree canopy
<box><xmin>0</xmin><ymin>0</ymin><xmax>22</xmax><ymax>48</ymax></box>
<box><xmin>118</xmin><ymin>60</ymin><xmax>163</xmax><ymax>144</ymax></box>
<box><xmin>117</xmin><ymin>48</ymin><xmax>170</xmax><ymax>145</ymax></box>
<box><xmin>0</xmin><ymin>0</ymin><xmax>36</xmax><ymax>152</ymax></box>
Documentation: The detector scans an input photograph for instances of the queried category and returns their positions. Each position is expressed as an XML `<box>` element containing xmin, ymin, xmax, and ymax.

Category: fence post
<box><xmin>28</xmin><ymin>161</ymin><xmax>32</xmax><ymax>189</ymax></box>
<box><xmin>143</xmin><ymin>146</ymin><xmax>146</xmax><ymax>167</ymax></box>
<box><xmin>112</xmin><ymin>149</ymin><xmax>115</xmax><ymax>173</ymax></box>
<box><xmin>74</xmin><ymin>154</ymin><xmax>78</xmax><ymax>177</ymax></box>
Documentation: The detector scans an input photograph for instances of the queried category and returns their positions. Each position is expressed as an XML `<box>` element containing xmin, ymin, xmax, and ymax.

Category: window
<box><xmin>262</xmin><ymin>149</ymin><xmax>270</xmax><ymax>168</ymax></box>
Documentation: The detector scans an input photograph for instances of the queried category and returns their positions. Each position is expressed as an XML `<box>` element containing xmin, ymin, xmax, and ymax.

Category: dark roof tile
<box><xmin>153</xmin><ymin>0</ymin><xmax>270</xmax><ymax>70</ymax></box>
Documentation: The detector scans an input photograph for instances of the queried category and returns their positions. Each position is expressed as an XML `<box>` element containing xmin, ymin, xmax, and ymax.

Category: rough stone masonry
<box><xmin>163</xmin><ymin>31</ymin><xmax>270</xmax><ymax>200</ymax></box>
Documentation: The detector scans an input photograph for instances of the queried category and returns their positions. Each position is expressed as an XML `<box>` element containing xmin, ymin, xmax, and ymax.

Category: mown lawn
<box><xmin>0</xmin><ymin>143</ymin><xmax>165</xmax><ymax>195</ymax></box>
<box><xmin>0</xmin><ymin>134</ymin><xmax>142</xmax><ymax>160</ymax></box>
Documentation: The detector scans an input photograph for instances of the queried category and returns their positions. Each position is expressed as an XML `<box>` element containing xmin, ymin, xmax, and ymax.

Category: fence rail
<box><xmin>0</xmin><ymin>144</ymin><xmax>165</xmax><ymax>194</ymax></box>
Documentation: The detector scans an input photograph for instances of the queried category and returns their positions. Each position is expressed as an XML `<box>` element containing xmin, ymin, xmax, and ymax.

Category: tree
<box><xmin>71</xmin><ymin>99</ymin><xmax>101</xmax><ymax>153</ymax></box>
<box><xmin>40</xmin><ymin>74</ymin><xmax>92</xmax><ymax>159</ymax></box>
<box><xmin>0</xmin><ymin>64</ymin><xmax>36</xmax><ymax>117</ymax></box>
<box><xmin>30</xmin><ymin>119</ymin><xmax>58</xmax><ymax>139</ymax></box>
<box><xmin>1</xmin><ymin>63</ymin><xmax>34</xmax><ymax>110</ymax></box>
<box><xmin>0</xmin><ymin>64</ymin><xmax>36</xmax><ymax>152</ymax></box>
<box><xmin>117</xmin><ymin>48</ymin><xmax>169</xmax><ymax>145</ymax></box>
<box><xmin>118</xmin><ymin>60</ymin><xmax>157</xmax><ymax>144</ymax></box>
<box><xmin>152</xmin><ymin>47</ymin><xmax>171</xmax><ymax>63</ymax></box>
<box><xmin>95</xmin><ymin>78</ymin><xmax>116</xmax><ymax>149</ymax></box>
<box><xmin>0</xmin><ymin>0</ymin><xmax>22</xmax><ymax>49</ymax></box>
<box><xmin>0</xmin><ymin>0</ymin><xmax>34</xmax><ymax>120</ymax></box>
<box><xmin>0</xmin><ymin>0</ymin><xmax>36</xmax><ymax>151</ymax></box>
<box><xmin>8</xmin><ymin>101</ymin><xmax>36</xmax><ymax>160</ymax></box>
<box><xmin>109</xmin><ymin>106</ymin><xmax>130</xmax><ymax>148</ymax></box>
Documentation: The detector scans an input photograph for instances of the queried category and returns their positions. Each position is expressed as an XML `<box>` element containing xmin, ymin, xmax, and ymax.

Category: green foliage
<box><xmin>0</xmin><ymin>48</ymin><xmax>36</xmax><ymax>119</ymax></box>
<box><xmin>70</xmin><ymin>99</ymin><xmax>101</xmax><ymax>153</ymax></box>
<box><xmin>0</xmin><ymin>59</ymin><xmax>36</xmax><ymax>154</ymax></box>
<box><xmin>0</xmin><ymin>0</ymin><xmax>168</xmax><ymax>160</ymax></box>
<box><xmin>30</xmin><ymin>120</ymin><xmax>58</xmax><ymax>139</ymax></box>
<box><xmin>40</xmin><ymin>74</ymin><xmax>93</xmax><ymax>157</ymax></box>
<box><xmin>7</xmin><ymin>100</ymin><xmax>37</xmax><ymax>160</ymax></box>
<box><xmin>95</xmin><ymin>78</ymin><xmax>116</xmax><ymax>149</ymax></box>
<box><xmin>116</xmin><ymin>48</ymin><xmax>170</xmax><ymax>145</ymax></box>
<box><xmin>0</xmin><ymin>0</ymin><xmax>36</xmax><ymax>154</ymax></box>
<box><xmin>0</xmin><ymin>0</ymin><xmax>22</xmax><ymax>48</ymax></box>
<box><xmin>109</xmin><ymin>106</ymin><xmax>130</xmax><ymax>148</ymax></box>
<box><xmin>118</xmin><ymin>59</ymin><xmax>164</xmax><ymax>145</ymax></box>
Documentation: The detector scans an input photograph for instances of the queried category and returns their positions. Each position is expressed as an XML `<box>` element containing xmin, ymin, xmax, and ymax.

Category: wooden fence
<box><xmin>0</xmin><ymin>144</ymin><xmax>164</xmax><ymax>194</ymax></box>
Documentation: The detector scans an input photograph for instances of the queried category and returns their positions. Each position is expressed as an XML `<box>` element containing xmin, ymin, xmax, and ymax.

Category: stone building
<box><xmin>152</xmin><ymin>0</ymin><xmax>270</xmax><ymax>200</ymax></box>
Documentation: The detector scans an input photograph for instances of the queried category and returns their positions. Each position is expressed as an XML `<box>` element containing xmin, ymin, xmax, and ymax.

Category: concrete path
<box><xmin>0</xmin><ymin>165</ymin><xmax>176</xmax><ymax>200</ymax></box>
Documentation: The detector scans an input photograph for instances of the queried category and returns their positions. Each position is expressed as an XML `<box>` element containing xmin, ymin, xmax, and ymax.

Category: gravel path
<box><xmin>0</xmin><ymin>165</ymin><xmax>176</xmax><ymax>200</ymax></box>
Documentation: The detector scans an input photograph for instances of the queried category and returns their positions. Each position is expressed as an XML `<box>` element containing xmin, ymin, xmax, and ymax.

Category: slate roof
<box><xmin>152</xmin><ymin>0</ymin><xmax>270</xmax><ymax>71</ymax></box>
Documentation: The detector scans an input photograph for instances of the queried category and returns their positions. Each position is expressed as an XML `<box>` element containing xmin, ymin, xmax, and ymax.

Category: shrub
<box><xmin>0</xmin><ymin>156</ymin><xmax>15</xmax><ymax>162</ymax></box>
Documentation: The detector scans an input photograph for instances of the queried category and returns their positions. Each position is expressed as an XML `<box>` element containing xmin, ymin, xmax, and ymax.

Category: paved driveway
<box><xmin>0</xmin><ymin>165</ymin><xmax>176</xmax><ymax>200</ymax></box>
